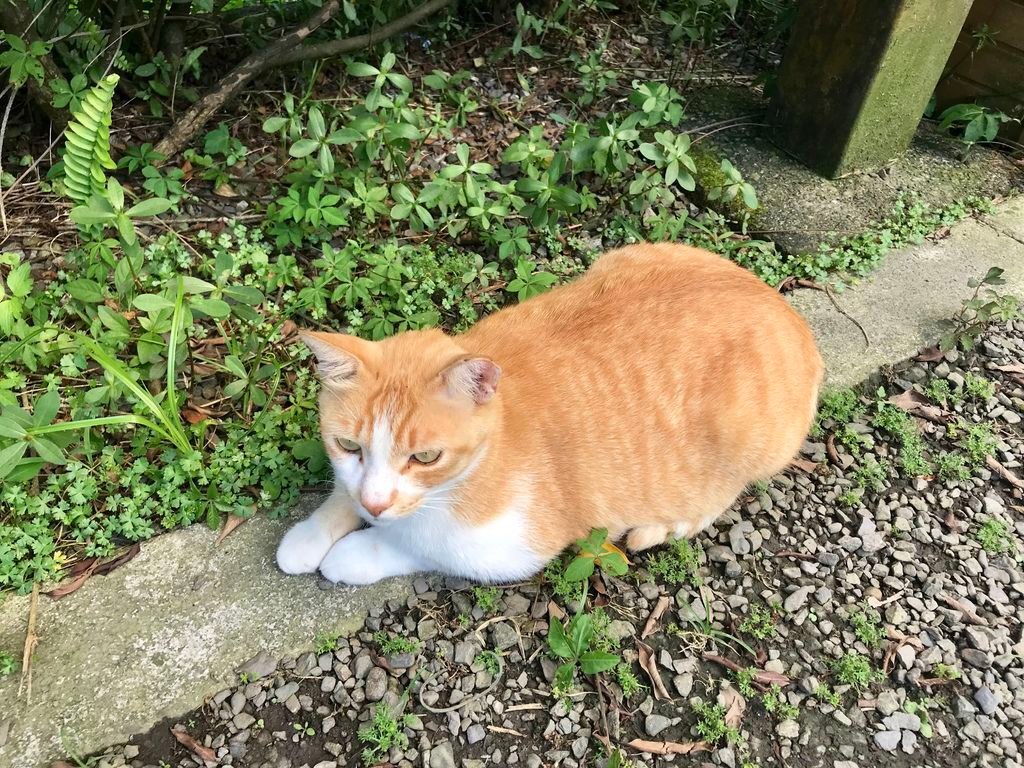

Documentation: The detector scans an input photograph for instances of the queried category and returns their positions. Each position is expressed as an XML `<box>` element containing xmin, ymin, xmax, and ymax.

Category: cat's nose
<box><xmin>361</xmin><ymin>492</ymin><xmax>395</xmax><ymax>517</ymax></box>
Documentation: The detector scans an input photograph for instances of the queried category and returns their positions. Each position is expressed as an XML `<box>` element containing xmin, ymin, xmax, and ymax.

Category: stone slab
<box><xmin>0</xmin><ymin>496</ymin><xmax>411</xmax><ymax>768</ymax></box>
<box><xmin>687</xmin><ymin>86</ymin><xmax>1023</xmax><ymax>255</ymax></box>
<box><xmin>790</xmin><ymin>196</ymin><xmax>1024</xmax><ymax>389</ymax></box>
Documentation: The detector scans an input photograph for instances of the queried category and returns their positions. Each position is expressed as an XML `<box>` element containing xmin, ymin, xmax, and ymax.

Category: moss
<box><xmin>691</xmin><ymin>144</ymin><xmax>756</xmax><ymax>222</ymax></box>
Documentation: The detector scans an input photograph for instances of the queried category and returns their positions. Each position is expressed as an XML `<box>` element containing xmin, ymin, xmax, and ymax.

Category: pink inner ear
<box><xmin>446</xmin><ymin>357</ymin><xmax>501</xmax><ymax>404</ymax></box>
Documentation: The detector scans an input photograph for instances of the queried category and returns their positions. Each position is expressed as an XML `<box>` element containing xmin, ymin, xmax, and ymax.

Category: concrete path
<box><xmin>0</xmin><ymin>196</ymin><xmax>1022</xmax><ymax>768</ymax></box>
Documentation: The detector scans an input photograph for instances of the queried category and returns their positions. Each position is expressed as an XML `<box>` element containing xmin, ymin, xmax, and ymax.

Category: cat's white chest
<box><xmin>381</xmin><ymin>491</ymin><xmax>545</xmax><ymax>582</ymax></box>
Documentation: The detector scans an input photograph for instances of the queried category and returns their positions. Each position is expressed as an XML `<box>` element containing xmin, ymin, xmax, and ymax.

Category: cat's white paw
<box><xmin>319</xmin><ymin>530</ymin><xmax>422</xmax><ymax>585</ymax></box>
<box><xmin>276</xmin><ymin>518</ymin><xmax>334</xmax><ymax>574</ymax></box>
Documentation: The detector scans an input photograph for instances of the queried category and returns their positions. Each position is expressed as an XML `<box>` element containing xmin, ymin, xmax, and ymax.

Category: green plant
<box><xmin>935</xmin><ymin>451</ymin><xmax>970</xmax><ymax>482</ymax></box>
<box><xmin>706</xmin><ymin>159</ymin><xmax>758</xmax><ymax>212</ymax></box>
<box><xmin>736</xmin><ymin>667</ymin><xmax>757</xmax><ymax>697</ymax></box>
<box><xmin>815</xmin><ymin>388</ymin><xmax>864</xmax><ymax>430</ymax></box>
<box><xmin>358</xmin><ymin>703</ymin><xmax>411</xmax><ymax>765</ymax></box>
<box><xmin>760</xmin><ymin>684</ymin><xmax>798</xmax><ymax>720</ymax></box>
<box><xmin>315</xmin><ymin>631</ymin><xmax>339</xmax><ymax>654</ymax></box>
<box><xmin>963</xmin><ymin>372</ymin><xmax>996</xmax><ymax>402</ymax></box>
<box><xmin>939</xmin><ymin>267</ymin><xmax>1019</xmax><ymax>352</ymax></box>
<box><xmin>563</xmin><ymin>528</ymin><xmax>630</xmax><ymax>583</ymax></box>
<box><xmin>373</xmin><ymin>631</ymin><xmax>420</xmax><ymax>656</ymax></box>
<box><xmin>473</xmin><ymin>585</ymin><xmax>501</xmax><ymax>614</ymax></box>
<box><xmin>904</xmin><ymin>699</ymin><xmax>934</xmax><ymax>738</ymax></box>
<box><xmin>739</xmin><ymin>604</ymin><xmax>778</xmax><ymax>641</ymax></box>
<box><xmin>692</xmin><ymin>698</ymin><xmax>740</xmax><ymax>745</ymax></box>
<box><xmin>62</xmin><ymin>74</ymin><xmax>119</xmax><ymax>203</ymax></box>
<box><xmin>974</xmin><ymin>517</ymin><xmax>1015</xmax><ymax>555</ymax></box>
<box><xmin>292</xmin><ymin>721</ymin><xmax>316</xmax><ymax>738</ymax></box>
<box><xmin>814</xmin><ymin>683</ymin><xmax>841</xmax><ymax>708</ymax></box>
<box><xmin>616</xmin><ymin>662</ymin><xmax>643</xmax><ymax>698</ymax></box>
<box><xmin>832</xmin><ymin>653</ymin><xmax>880</xmax><ymax>690</ymax></box>
<box><xmin>629</xmin><ymin>81</ymin><xmax>685</xmax><ymax>128</ymax></box>
<box><xmin>852</xmin><ymin>457</ymin><xmax>888</xmax><ymax>493</ymax></box>
<box><xmin>646</xmin><ymin>537</ymin><xmax>701</xmax><ymax>586</ymax></box>
<box><xmin>932</xmin><ymin>663</ymin><xmax>961</xmax><ymax>681</ymax></box>
<box><xmin>547</xmin><ymin>612</ymin><xmax>621</xmax><ymax>693</ymax></box>
<box><xmin>939</xmin><ymin>103</ymin><xmax>1019</xmax><ymax>146</ymax></box>
<box><xmin>0</xmin><ymin>33</ymin><xmax>51</xmax><ymax>87</ymax></box>
<box><xmin>0</xmin><ymin>649</ymin><xmax>17</xmax><ymax>677</ymax></box>
<box><xmin>926</xmin><ymin>378</ymin><xmax>952</xmax><ymax>406</ymax></box>
<box><xmin>872</xmin><ymin>393</ymin><xmax>931</xmax><ymax>476</ymax></box>
<box><xmin>506</xmin><ymin>259</ymin><xmax>559</xmax><ymax>301</ymax></box>
<box><xmin>849</xmin><ymin>606</ymin><xmax>884</xmax><ymax>649</ymax></box>
<box><xmin>948</xmin><ymin>419</ymin><xmax>998</xmax><ymax>469</ymax></box>
<box><xmin>478</xmin><ymin>650</ymin><xmax>501</xmax><ymax>677</ymax></box>
<box><xmin>837</xmin><ymin>488</ymin><xmax>861</xmax><ymax>507</ymax></box>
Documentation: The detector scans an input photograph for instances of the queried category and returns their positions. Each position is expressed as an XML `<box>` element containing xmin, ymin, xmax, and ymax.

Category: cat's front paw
<box><xmin>319</xmin><ymin>530</ymin><xmax>422</xmax><ymax>585</ymax></box>
<box><xmin>276</xmin><ymin>518</ymin><xmax>334</xmax><ymax>574</ymax></box>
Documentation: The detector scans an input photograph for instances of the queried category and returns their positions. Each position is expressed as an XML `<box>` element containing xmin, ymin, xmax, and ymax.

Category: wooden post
<box><xmin>769</xmin><ymin>0</ymin><xmax>975</xmax><ymax>178</ymax></box>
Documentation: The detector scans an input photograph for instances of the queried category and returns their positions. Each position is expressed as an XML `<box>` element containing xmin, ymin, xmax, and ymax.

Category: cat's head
<box><xmin>301</xmin><ymin>329</ymin><xmax>501</xmax><ymax>524</ymax></box>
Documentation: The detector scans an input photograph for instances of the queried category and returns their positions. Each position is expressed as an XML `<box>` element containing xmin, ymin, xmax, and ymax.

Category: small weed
<box><xmin>456</xmin><ymin>613</ymin><xmax>471</xmax><ymax>629</ymax></box>
<box><xmin>358</xmin><ymin>704</ymin><xmax>410</xmax><ymax>766</ymax></box>
<box><xmin>0</xmin><ymin>649</ymin><xmax>17</xmax><ymax>677</ymax></box>
<box><xmin>739</xmin><ymin>604</ymin><xmax>777</xmax><ymax>641</ymax></box>
<box><xmin>692</xmin><ymin>698</ymin><xmax>741</xmax><ymax>745</ymax></box>
<box><xmin>950</xmin><ymin>420</ymin><xmax>998</xmax><ymax>469</ymax></box>
<box><xmin>478</xmin><ymin>650</ymin><xmax>501</xmax><ymax>677</ymax></box>
<box><xmin>292</xmin><ymin>721</ymin><xmax>316</xmax><ymax>738</ymax></box>
<box><xmin>373</xmin><ymin>631</ymin><xmax>420</xmax><ymax>656</ymax></box>
<box><xmin>933</xmin><ymin>663</ymin><xmax>961</xmax><ymax>680</ymax></box>
<box><xmin>872</xmin><ymin>394</ymin><xmax>932</xmax><ymax>476</ymax></box>
<box><xmin>736</xmin><ymin>667</ymin><xmax>757</xmax><ymax>697</ymax></box>
<box><xmin>939</xmin><ymin>267</ymin><xmax>1019</xmax><ymax>352</ymax></box>
<box><xmin>591</xmin><ymin>606</ymin><xmax>620</xmax><ymax>652</ymax></box>
<box><xmin>646</xmin><ymin>537</ymin><xmax>702</xmax><ymax>586</ymax></box>
<box><xmin>832</xmin><ymin>653</ymin><xmax>880</xmax><ymax>690</ymax></box>
<box><xmin>814</xmin><ymin>683</ymin><xmax>842</xmax><ymax>708</ymax></box>
<box><xmin>925</xmin><ymin>378</ymin><xmax>951</xmax><ymax>406</ymax></box>
<box><xmin>616</xmin><ymin>662</ymin><xmax>644</xmax><ymax>698</ymax></box>
<box><xmin>852</xmin><ymin>457</ymin><xmax>889</xmax><ymax>492</ymax></box>
<box><xmin>837</xmin><ymin>488</ymin><xmax>862</xmax><ymax>507</ymax></box>
<box><xmin>760</xmin><ymin>684</ymin><xmax>799</xmax><ymax>720</ymax></box>
<box><xmin>238</xmin><ymin>672</ymin><xmax>251</xmax><ymax>684</ymax></box>
<box><xmin>904</xmin><ymin>699</ymin><xmax>934</xmax><ymax>738</ymax></box>
<box><xmin>835</xmin><ymin>424</ymin><xmax>869</xmax><ymax>456</ymax></box>
<box><xmin>314</xmin><ymin>631</ymin><xmax>338</xmax><ymax>654</ymax></box>
<box><xmin>815</xmin><ymin>388</ymin><xmax>864</xmax><ymax>431</ymax></box>
<box><xmin>974</xmin><ymin>517</ymin><xmax>1015</xmax><ymax>555</ymax></box>
<box><xmin>472</xmin><ymin>586</ymin><xmax>501</xmax><ymax>614</ymax></box>
<box><xmin>935</xmin><ymin>451</ymin><xmax>971</xmax><ymax>482</ymax></box>
<box><xmin>850</xmin><ymin>606</ymin><xmax>884</xmax><ymax>649</ymax></box>
<box><xmin>963</xmin><ymin>372</ymin><xmax>996</xmax><ymax>402</ymax></box>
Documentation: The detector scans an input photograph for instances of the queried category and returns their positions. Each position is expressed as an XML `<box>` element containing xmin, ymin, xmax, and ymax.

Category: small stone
<box><xmin>673</xmin><ymin>674</ymin><xmax>694</xmax><ymax>697</ymax></box>
<box><xmin>491</xmin><ymin>622</ymin><xmax>518</xmax><ymax>650</ymax></box>
<box><xmin>123</xmin><ymin>746</ymin><xmax>139</xmax><ymax>759</ymax></box>
<box><xmin>873</xmin><ymin>731</ymin><xmax>901</xmax><ymax>752</ymax></box>
<box><xmin>974</xmin><ymin>686</ymin><xmax>999</xmax><ymax>715</ymax></box>
<box><xmin>466</xmin><ymin>724</ymin><xmax>486</xmax><ymax>745</ymax></box>
<box><xmin>962</xmin><ymin>648</ymin><xmax>993</xmax><ymax>669</ymax></box>
<box><xmin>708</xmin><ymin>545</ymin><xmax>736</xmax><ymax>563</ymax></box>
<box><xmin>645</xmin><ymin>714</ymin><xmax>671</xmax><ymax>737</ymax></box>
<box><xmin>276</xmin><ymin>682</ymin><xmax>299</xmax><ymax>701</ymax></box>
<box><xmin>876</xmin><ymin>690</ymin><xmax>900</xmax><ymax>717</ymax></box>
<box><xmin>313</xmin><ymin>762</ymin><xmax>338</xmax><ymax>768</ymax></box>
<box><xmin>775</xmin><ymin>719</ymin><xmax>800</xmax><ymax>739</ymax></box>
<box><xmin>236</xmin><ymin>651</ymin><xmax>277</xmax><ymax>680</ymax></box>
<box><xmin>729</xmin><ymin>523</ymin><xmax>752</xmax><ymax>555</ymax></box>
<box><xmin>232</xmin><ymin>712</ymin><xmax>255</xmax><ymax>730</ymax></box>
<box><xmin>365</xmin><ymin>667</ymin><xmax>387</xmax><ymax>702</ymax></box>
<box><xmin>883</xmin><ymin>712</ymin><xmax>921</xmax><ymax>732</ymax></box>
<box><xmin>430</xmin><ymin>741</ymin><xmax>456</xmax><ymax>768</ymax></box>
<box><xmin>784</xmin><ymin>586</ymin><xmax>813</xmax><ymax>613</ymax></box>
<box><xmin>900</xmin><ymin>730</ymin><xmax>918</xmax><ymax>754</ymax></box>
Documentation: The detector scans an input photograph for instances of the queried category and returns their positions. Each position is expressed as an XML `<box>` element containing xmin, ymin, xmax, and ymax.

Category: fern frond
<box><xmin>63</xmin><ymin>74</ymin><xmax>119</xmax><ymax>204</ymax></box>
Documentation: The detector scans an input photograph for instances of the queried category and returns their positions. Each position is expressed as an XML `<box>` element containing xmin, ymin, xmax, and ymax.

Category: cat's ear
<box><xmin>439</xmin><ymin>356</ymin><xmax>501</xmax><ymax>404</ymax></box>
<box><xmin>299</xmin><ymin>331</ymin><xmax>376</xmax><ymax>386</ymax></box>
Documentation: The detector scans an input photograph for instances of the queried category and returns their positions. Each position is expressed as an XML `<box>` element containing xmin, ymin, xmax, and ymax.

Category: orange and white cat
<box><xmin>276</xmin><ymin>243</ymin><xmax>823</xmax><ymax>585</ymax></box>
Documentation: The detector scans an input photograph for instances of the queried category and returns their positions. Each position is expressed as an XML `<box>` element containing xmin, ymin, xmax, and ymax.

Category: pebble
<box><xmin>783</xmin><ymin>586</ymin><xmax>814</xmax><ymax>613</ymax></box>
<box><xmin>776</xmin><ymin>719</ymin><xmax>800</xmax><ymax>739</ymax></box>
<box><xmin>365</xmin><ymin>667</ymin><xmax>387</xmax><ymax>702</ymax></box>
<box><xmin>645</xmin><ymin>714</ymin><xmax>671</xmax><ymax>737</ymax></box>
<box><xmin>874</xmin><ymin>731</ymin><xmax>901</xmax><ymax>751</ymax></box>
<box><xmin>975</xmin><ymin>686</ymin><xmax>1000</xmax><ymax>715</ymax></box>
<box><xmin>466</xmin><ymin>724</ymin><xmax>486</xmax><ymax>744</ymax></box>
<box><xmin>430</xmin><ymin>741</ymin><xmax>456</xmax><ymax>768</ymax></box>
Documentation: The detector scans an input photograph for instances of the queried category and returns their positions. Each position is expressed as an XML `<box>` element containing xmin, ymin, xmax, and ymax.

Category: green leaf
<box><xmin>62</xmin><ymin>74</ymin><xmax>119</xmax><ymax>203</ymax></box>
<box><xmin>133</xmin><ymin>294</ymin><xmax>175</xmax><ymax>313</ymax></box>
<box><xmin>262</xmin><ymin>116</ymin><xmax>288</xmax><ymax>133</ymax></box>
<box><xmin>6</xmin><ymin>262</ymin><xmax>32</xmax><ymax>297</ymax></box>
<box><xmin>289</xmin><ymin>139</ymin><xmax>320</xmax><ymax>158</ymax></box>
<box><xmin>0</xmin><ymin>416</ymin><xmax>27</xmax><ymax>438</ymax></box>
<box><xmin>126</xmin><ymin>197</ymin><xmax>171</xmax><ymax>217</ymax></box>
<box><xmin>67</xmin><ymin>278</ymin><xmax>105</xmax><ymax>303</ymax></box>
<box><xmin>569</xmin><ymin>614</ymin><xmax>594</xmax><ymax>658</ymax></box>
<box><xmin>33</xmin><ymin>388</ymin><xmax>61</xmax><ymax>426</ymax></box>
<box><xmin>30</xmin><ymin>436</ymin><xmax>66</xmax><ymax>464</ymax></box>
<box><xmin>223</xmin><ymin>285</ymin><xmax>265</xmax><ymax>305</ymax></box>
<box><xmin>0</xmin><ymin>441</ymin><xmax>28</xmax><ymax>481</ymax></box>
<box><xmin>180</xmin><ymin>276</ymin><xmax>216</xmax><ymax>294</ymax></box>
<box><xmin>546</xmin><ymin>617</ymin><xmax>574</xmax><ymax>659</ymax></box>
<box><xmin>307</xmin><ymin>106</ymin><xmax>326</xmax><ymax>141</ymax></box>
<box><xmin>563</xmin><ymin>555</ymin><xmax>596</xmax><ymax>582</ymax></box>
<box><xmin>223</xmin><ymin>354</ymin><xmax>247</xmax><ymax>379</ymax></box>
<box><xmin>190</xmin><ymin>297</ymin><xmax>231</xmax><ymax>319</ymax></box>
<box><xmin>346</xmin><ymin>61</ymin><xmax>380</xmax><ymax>77</ymax></box>
<box><xmin>580</xmin><ymin>651</ymin><xmax>620</xmax><ymax>675</ymax></box>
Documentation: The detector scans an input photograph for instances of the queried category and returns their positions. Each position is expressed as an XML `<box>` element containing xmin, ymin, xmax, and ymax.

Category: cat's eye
<box><xmin>336</xmin><ymin>437</ymin><xmax>361</xmax><ymax>453</ymax></box>
<box><xmin>411</xmin><ymin>449</ymin><xmax>442</xmax><ymax>465</ymax></box>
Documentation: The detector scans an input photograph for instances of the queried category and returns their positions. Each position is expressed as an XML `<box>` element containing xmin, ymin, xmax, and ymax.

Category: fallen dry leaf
<box><xmin>181</xmin><ymin>407</ymin><xmax>208</xmax><ymax>425</ymax></box>
<box><xmin>627</xmin><ymin>738</ymin><xmax>711</xmax><ymax>755</ymax></box>
<box><xmin>721</xmin><ymin>686</ymin><xmax>746</xmax><ymax>730</ymax></box>
<box><xmin>641</xmin><ymin>595</ymin><xmax>671</xmax><ymax>640</ymax></box>
<box><xmin>547</xmin><ymin>600</ymin><xmax>566</xmax><ymax>622</ymax></box>
<box><xmin>703</xmin><ymin>653</ymin><xmax>792</xmax><ymax>688</ymax></box>
<box><xmin>987</xmin><ymin>455</ymin><xmax>1024</xmax><ymax>491</ymax></box>
<box><xmin>215</xmin><ymin>514</ymin><xmax>248</xmax><ymax>546</ymax></box>
<box><xmin>636</xmin><ymin>639</ymin><xmax>671</xmax><ymax>700</ymax></box>
<box><xmin>889</xmin><ymin>389</ymin><xmax>948</xmax><ymax>424</ymax></box>
<box><xmin>825</xmin><ymin>433</ymin><xmax>841</xmax><ymax>466</ymax></box>
<box><xmin>44</xmin><ymin>544</ymin><xmax>141</xmax><ymax>600</ymax></box>
<box><xmin>214</xmin><ymin>181</ymin><xmax>238</xmax><ymax>198</ymax></box>
<box><xmin>939</xmin><ymin>592</ymin><xmax>986</xmax><ymax>626</ymax></box>
<box><xmin>788</xmin><ymin>458</ymin><xmax>819</xmax><ymax>474</ymax></box>
<box><xmin>280</xmin><ymin>319</ymin><xmax>298</xmax><ymax>339</ymax></box>
<box><xmin>94</xmin><ymin>543</ymin><xmax>141</xmax><ymax>576</ymax></box>
<box><xmin>991</xmin><ymin>362</ymin><xmax>1024</xmax><ymax>375</ymax></box>
<box><xmin>170</xmin><ymin>728</ymin><xmax>217</xmax><ymax>761</ymax></box>
<box><xmin>915</xmin><ymin>346</ymin><xmax>945</xmax><ymax>362</ymax></box>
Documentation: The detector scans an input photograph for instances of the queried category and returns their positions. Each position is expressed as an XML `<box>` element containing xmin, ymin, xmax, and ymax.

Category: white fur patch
<box><xmin>361</xmin><ymin>413</ymin><xmax>400</xmax><ymax>511</ymax></box>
